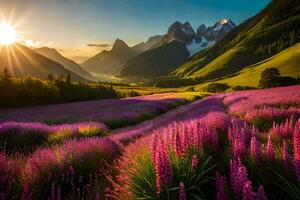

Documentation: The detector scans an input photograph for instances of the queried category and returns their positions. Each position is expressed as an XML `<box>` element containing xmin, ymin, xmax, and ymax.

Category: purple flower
<box><xmin>242</xmin><ymin>181</ymin><xmax>255</xmax><ymax>200</ymax></box>
<box><xmin>179</xmin><ymin>182</ymin><xmax>186</xmax><ymax>200</ymax></box>
<box><xmin>216</xmin><ymin>172</ymin><xmax>228</xmax><ymax>200</ymax></box>
<box><xmin>270</xmin><ymin>116</ymin><xmax>298</xmax><ymax>139</ymax></box>
<box><xmin>293</xmin><ymin>123</ymin><xmax>300</xmax><ymax>181</ymax></box>
<box><xmin>153</xmin><ymin>142</ymin><xmax>172</xmax><ymax>193</ymax></box>
<box><xmin>230</xmin><ymin>159</ymin><xmax>248</xmax><ymax>198</ymax></box>
<box><xmin>23</xmin><ymin>137</ymin><xmax>121</xmax><ymax>199</ymax></box>
<box><xmin>233</xmin><ymin>138</ymin><xmax>246</xmax><ymax>159</ymax></box>
<box><xmin>191</xmin><ymin>155</ymin><xmax>198</xmax><ymax>172</ymax></box>
<box><xmin>256</xmin><ymin>186</ymin><xmax>267</xmax><ymax>200</ymax></box>
<box><xmin>282</xmin><ymin>140</ymin><xmax>290</xmax><ymax>170</ymax></box>
<box><xmin>250</xmin><ymin>136</ymin><xmax>261</xmax><ymax>163</ymax></box>
<box><xmin>266</xmin><ymin>135</ymin><xmax>275</xmax><ymax>161</ymax></box>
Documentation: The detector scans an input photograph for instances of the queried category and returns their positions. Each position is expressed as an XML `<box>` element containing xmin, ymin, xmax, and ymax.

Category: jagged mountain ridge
<box><xmin>117</xmin><ymin>18</ymin><xmax>235</xmax><ymax>79</ymax></box>
<box><xmin>162</xmin><ymin>18</ymin><xmax>236</xmax><ymax>57</ymax></box>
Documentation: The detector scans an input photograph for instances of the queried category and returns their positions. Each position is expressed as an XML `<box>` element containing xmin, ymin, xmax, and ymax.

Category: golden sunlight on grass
<box><xmin>0</xmin><ymin>23</ymin><xmax>17</xmax><ymax>45</ymax></box>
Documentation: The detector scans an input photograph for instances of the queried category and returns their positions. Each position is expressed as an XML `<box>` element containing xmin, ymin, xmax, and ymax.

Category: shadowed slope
<box><xmin>0</xmin><ymin>44</ymin><xmax>87</xmax><ymax>81</ymax></box>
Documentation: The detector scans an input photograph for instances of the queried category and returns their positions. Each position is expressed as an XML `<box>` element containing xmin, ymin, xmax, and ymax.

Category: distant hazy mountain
<box><xmin>0</xmin><ymin>43</ymin><xmax>87</xmax><ymax>81</ymax></box>
<box><xmin>35</xmin><ymin>47</ymin><xmax>93</xmax><ymax>80</ymax></box>
<box><xmin>81</xmin><ymin>39</ymin><xmax>138</xmax><ymax>75</ymax></box>
<box><xmin>118</xmin><ymin>40</ymin><xmax>189</xmax><ymax>78</ymax></box>
<box><xmin>132</xmin><ymin>35</ymin><xmax>164</xmax><ymax>54</ymax></box>
<box><xmin>174</xmin><ymin>0</ymin><xmax>300</xmax><ymax>81</ymax></box>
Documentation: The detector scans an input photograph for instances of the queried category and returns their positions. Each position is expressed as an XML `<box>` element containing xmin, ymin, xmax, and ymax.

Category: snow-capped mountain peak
<box><xmin>186</xmin><ymin>38</ymin><xmax>215</xmax><ymax>57</ymax></box>
<box><xmin>213</xmin><ymin>18</ymin><xmax>236</xmax><ymax>31</ymax></box>
<box><xmin>219</xmin><ymin>18</ymin><xmax>230</xmax><ymax>24</ymax></box>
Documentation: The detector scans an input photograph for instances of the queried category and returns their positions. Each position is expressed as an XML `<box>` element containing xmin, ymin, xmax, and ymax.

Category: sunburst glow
<box><xmin>0</xmin><ymin>23</ymin><xmax>17</xmax><ymax>45</ymax></box>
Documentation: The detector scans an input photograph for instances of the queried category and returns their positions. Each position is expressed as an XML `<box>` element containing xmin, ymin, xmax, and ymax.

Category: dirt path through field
<box><xmin>108</xmin><ymin>98</ymin><xmax>205</xmax><ymax>143</ymax></box>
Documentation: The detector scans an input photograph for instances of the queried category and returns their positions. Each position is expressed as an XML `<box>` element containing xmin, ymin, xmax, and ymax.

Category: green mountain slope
<box><xmin>210</xmin><ymin>42</ymin><xmax>300</xmax><ymax>87</ymax></box>
<box><xmin>174</xmin><ymin>0</ymin><xmax>300</xmax><ymax>81</ymax></box>
<box><xmin>118</xmin><ymin>41</ymin><xmax>189</xmax><ymax>79</ymax></box>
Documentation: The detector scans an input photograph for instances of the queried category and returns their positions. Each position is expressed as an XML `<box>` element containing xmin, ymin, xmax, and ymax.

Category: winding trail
<box><xmin>108</xmin><ymin>98</ymin><xmax>208</xmax><ymax>143</ymax></box>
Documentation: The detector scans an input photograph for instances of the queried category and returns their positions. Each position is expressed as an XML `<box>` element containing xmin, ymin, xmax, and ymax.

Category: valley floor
<box><xmin>1</xmin><ymin>85</ymin><xmax>300</xmax><ymax>199</ymax></box>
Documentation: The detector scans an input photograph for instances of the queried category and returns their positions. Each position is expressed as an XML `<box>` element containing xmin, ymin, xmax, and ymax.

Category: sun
<box><xmin>0</xmin><ymin>23</ymin><xmax>17</xmax><ymax>45</ymax></box>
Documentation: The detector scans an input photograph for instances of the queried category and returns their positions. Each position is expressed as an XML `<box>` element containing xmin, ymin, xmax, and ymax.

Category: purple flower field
<box><xmin>0</xmin><ymin>85</ymin><xmax>300</xmax><ymax>199</ymax></box>
<box><xmin>0</xmin><ymin>92</ymin><xmax>198</xmax><ymax>128</ymax></box>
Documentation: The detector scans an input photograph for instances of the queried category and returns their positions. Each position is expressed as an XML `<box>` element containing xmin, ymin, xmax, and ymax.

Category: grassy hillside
<box><xmin>192</xmin><ymin>43</ymin><xmax>300</xmax><ymax>90</ymax></box>
<box><xmin>174</xmin><ymin>0</ymin><xmax>300</xmax><ymax>81</ymax></box>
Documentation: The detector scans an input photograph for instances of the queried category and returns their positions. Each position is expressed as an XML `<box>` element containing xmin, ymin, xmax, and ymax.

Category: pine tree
<box><xmin>47</xmin><ymin>73</ymin><xmax>55</xmax><ymax>82</ymax></box>
<box><xmin>2</xmin><ymin>68</ymin><xmax>12</xmax><ymax>83</ymax></box>
<box><xmin>67</xmin><ymin>73</ymin><xmax>71</xmax><ymax>84</ymax></box>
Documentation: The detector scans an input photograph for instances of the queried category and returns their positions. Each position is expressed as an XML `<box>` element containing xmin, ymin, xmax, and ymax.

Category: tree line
<box><xmin>0</xmin><ymin>68</ymin><xmax>118</xmax><ymax>108</ymax></box>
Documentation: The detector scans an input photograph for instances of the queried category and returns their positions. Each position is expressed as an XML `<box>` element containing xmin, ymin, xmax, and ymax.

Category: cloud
<box><xmin>86</xmin><ymin>43</ymin><xmax>111</xmax><ymax>48</ymax></box>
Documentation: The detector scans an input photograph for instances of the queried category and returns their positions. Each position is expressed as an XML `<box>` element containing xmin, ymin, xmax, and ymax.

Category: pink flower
<box><xmin>216</xmin><ymin>172</ymin><xmax>228</xmax><ymax>200</ymax></box>
<box><xmin>293</xmin><ymin>123</ymin><xmax>300</xmax><ymax>181</ymax></box>
<box><xmin>57</xmin><ymin>186</ymin><xmax>61</xmax><ymax>200</ymax></box>
<box><xmin>230</xmin><ymin>159</ymin><xmax>248</xmax><ymax>198</ymax></box>
<box><xmin>233</xmin><ymin>139</ymin><xmax>246</xmax><ymax>159</ymax></box>
<box><xmin>270</xmin><ymin>116</ymin><xmax>297</xmax><ymax>139</ymax></box>
<box><xmin>179</xmin><ymin>182</ymin><xmax>186</xmax><ymax>200</ymax></box>
<box><xmin>154</xmin><ymin>142</ymin><xmax>172</xmax><ymax>193</ymax></box>
<box><xmin>250</xmin><ymin>137</ymin><xmax>261</xmax><ymax>163</ymax></box>
<box><xmin>256</xmin><ymin>186</ymin><xmax>267</xmax><ymax>200</ymax></box>
<box><xmin>192</xmin><ymin>155</ymin><xmax>198</xmax><ymax>172</ymax></box>
<box><xmin>251</xmin><ymin>125</ymin><xmax>259</xmax><ymax>137</ymax></box>
<box><xmin>282</xmin><ymin>140</ymin><xmax>290</xmax><ymax>170</ymax></box>
<box><xmin>21</xmin><ymin>182</ymin><xmax>32</xmax><ymax>200</ymax></box>
<box><xmin>266</xmin><ymin>135</ymin><xmax>275</xmax><ymax>161</ymax></box>
<box><xmin>51</xmin><ymin>182</ymin><xmax>55</xmax><ymax>200</ymax></box>
<box><xmin>242</xmin><ymin>181</ymin><xmax>255</xmax><ymax>200</ymax></box>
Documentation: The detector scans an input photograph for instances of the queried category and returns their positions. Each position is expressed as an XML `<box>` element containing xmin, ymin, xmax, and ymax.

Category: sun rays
<box><xmin>0</xmin><ymin>23</ymin><xmax>17</xmax><ymax>45</ymax></box>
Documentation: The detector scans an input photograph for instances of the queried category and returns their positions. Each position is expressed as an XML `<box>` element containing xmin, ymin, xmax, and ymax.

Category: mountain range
<box><xmin>1</xmin><ymin>18</ymin><xmax>236</xmax><ymax>82</ymax></box>
<box><xmin>116</xmin><ymin>18</ymin><xmax>236</xmax><ymax>79</ymax></box>
<box><xmin>170</xmin><ymin>0</ymin><xmax>300</xmax><ymax>87</ymax></box>
<box><xmin>3</xmin><ymin>0</ymin><xmax>299</xmax><ymax>89</ymax></box>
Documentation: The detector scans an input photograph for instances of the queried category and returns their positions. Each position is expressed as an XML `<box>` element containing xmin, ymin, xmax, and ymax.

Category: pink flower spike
<box><xmin>179</xmin><ymin>182</ymin><xmax>187</xmax><ymax>200</ymax></box>
<box><xmin>216</xmin><ymin>172</ymin><xmax>228</xmax><ymax>200</ymax></box>
<box><xmin>242</xmin><ymin>181</ymin><xmax>255</xmax><ymax>200</ymax></box>
<box><xmin>282</xmin><ymin>140</ymin><xmax>290</xmax><ymax>170</ymax></box>
<box><xmin>256</xmin><ymin>186</ymin><xmax>267</xmax><ymax>200</ymax></box>
<box><xmin>192</xmin><ymin>155</ymin><xmax>198</xmax><ymax>172</ymax></box>
<box><xmin>266</xmin><ymin>135</ymin><xmax>275</xmax><ymax>161</ymax></box>
<box><xmin>293</xmin><ymin>123</ymin><xmax>300</xmax><ymax>181</ymax></box>
<box><xmin>250</xmin><ymin>137</ymin><xmax>261</xmax><ymax>163</ymax></box>
<box><xmin>57</xmin><ymin>186</ymin><xmax>61</xmax><ymax>200</ymax></box>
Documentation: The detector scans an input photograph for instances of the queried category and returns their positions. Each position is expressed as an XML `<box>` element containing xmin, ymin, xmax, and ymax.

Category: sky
<box><xmin>0</xmin><ymin>0</ymin><xmax>271</xmax><ymax>63</ymax></box>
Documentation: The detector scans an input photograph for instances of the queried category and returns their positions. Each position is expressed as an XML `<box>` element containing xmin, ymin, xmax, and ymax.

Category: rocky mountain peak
<box><xmin>112</xmin><ymin>39</ymin><xmax>130</xmax><ymax>50</ymax></box>
<box><xmin>165</xmin><ymin>21</ymin><xmax>195</xmax><ymax>44</ymax></box>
